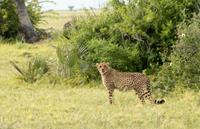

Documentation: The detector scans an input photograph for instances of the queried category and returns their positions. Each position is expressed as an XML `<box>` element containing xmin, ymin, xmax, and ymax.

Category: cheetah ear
<box><xmin>96</xmin><ymin>63</ymin><xmax>99</xmax><ymax>67</ymax></box>
<box><xmin>106</xmin><ymin>62</ymin><xmax>110</xmax><ymax>65</ymax></box>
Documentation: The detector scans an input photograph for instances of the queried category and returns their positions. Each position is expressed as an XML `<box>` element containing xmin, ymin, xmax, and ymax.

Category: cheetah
<box><xmin>96</xmin><ymin>62</ymin><xmax>165</xmax><ymax>105</ymax></box>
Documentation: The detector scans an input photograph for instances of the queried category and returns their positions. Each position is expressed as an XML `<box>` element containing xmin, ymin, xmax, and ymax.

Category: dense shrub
<box><xmin>154</xmin><ymin>14</ymin><xmax>200</xmax><ymax>94</ymax></box>
<box><xmin>80</xmin><ymin>39</ymin><xmax>142</xmax><ymax>79</ymax></box>
<box><xmin>63</xmin><ymin>0</ymin><xmax>199</xmax><ymax>79</ymax></box>
<box><xmin>0</xmin><ymin>0</ymin><xmax>43</xmax><ymax>38</ymax></box>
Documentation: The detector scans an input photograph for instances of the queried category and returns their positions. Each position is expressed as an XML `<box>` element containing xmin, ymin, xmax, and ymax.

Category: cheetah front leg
<box><xmin>107</xmin><ymin>88</ymin><xmax>114</xmax><ymax>104</ymax></box>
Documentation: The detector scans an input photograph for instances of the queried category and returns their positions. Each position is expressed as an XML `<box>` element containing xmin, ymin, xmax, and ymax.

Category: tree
<box><xmin>68</xmin><ymin>6</ymin><xmax>74</xmax><ymax>11</ymax></box>
<box><xmin>14</xmin><ymin>0</ymin><xmax>39</xmax><ymax>43</ymax></box>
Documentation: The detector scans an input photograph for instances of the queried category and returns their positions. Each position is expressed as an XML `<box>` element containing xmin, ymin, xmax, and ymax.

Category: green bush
<box><xmin>0</xmin><ymin>0</ymin><xmax>43</xmax><ymax>38</ymax></box>
<box><xmin>81</xmin><ymin>39</ymin><xmax>143</xmax><ymax>79</ymax></box>
<box><xmin>0</xmin><ymin>0</ymin><xmax>19</xmax><ymax>38</ymax></box>
<box><xmin>154</xmin><ymin>14</ymin><xmax>200</xmax><ymax>94</ymax></box>
<box><xmin>11</xmin><ymin>56</ymin><xmax>49</xmax><ymax>83</ymax></box>
<box><xmin>64</xmin><ymin>0</ymin><xmax>199</xmax><ymax>80</ymax></box>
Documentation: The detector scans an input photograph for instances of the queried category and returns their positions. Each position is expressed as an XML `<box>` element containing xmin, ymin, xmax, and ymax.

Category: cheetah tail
<box><xmin>154</xmin><ymin>99</ymin><xmax>165</xmax><ymax>104</ymax></box>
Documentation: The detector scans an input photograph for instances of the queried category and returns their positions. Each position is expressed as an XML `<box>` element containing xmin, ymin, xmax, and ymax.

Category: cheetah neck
<box><xmin>101</xmin><ymin>68</ymin><xmax>112</xmax><ymax>76</ymax></box>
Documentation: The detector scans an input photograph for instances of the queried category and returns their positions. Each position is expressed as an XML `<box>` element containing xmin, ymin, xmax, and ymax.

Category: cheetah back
<box><xmin>112</xmin><ymin>71</ymin><xmax>150</xmax><ymax>92</ymax></box>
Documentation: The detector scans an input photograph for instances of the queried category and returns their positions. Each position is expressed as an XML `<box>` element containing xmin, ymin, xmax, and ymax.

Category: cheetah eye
<box><xmin>99</xmin><ymin>65</ymin><xmax>102</xmax><ymax>68</ymax></box>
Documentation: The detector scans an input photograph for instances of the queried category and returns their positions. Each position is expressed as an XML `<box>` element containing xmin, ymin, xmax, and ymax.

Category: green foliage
<box><xmin>11</xmin><ymin>56</ymin><xmax>49</xmax><ymax>83</ymax></box>
<box><xmin>81</xmin><ymin>39</ymin><xmax>142</xmax><ymax>79</ymax></box>
<box><xmin>64</xmin><ymin>0</ymin><xmax>199</xmax><ymax>79</ymax></box>
<box><xmin>154</xmin><ymin>14</ymin><xmax>200</xmax><ymax>94</ymax></box>
<box><xmin>26</xmin><ymin>0</ymin><xmax>43</xmax><ymax>26</ymax></box>
<box><xmin>0</xmin><ymin>0</ymin><xmax>43</xmax><ymax>38</ymax></box>
<box><xmin>0</xmin><ymin>0</ymin><xmax>19</xmax><ymax>38</ymax></box>
<box><xmin>55</xmin><ymin>37</ymin><xmax>89</xmax><ymax>85</ymax></box>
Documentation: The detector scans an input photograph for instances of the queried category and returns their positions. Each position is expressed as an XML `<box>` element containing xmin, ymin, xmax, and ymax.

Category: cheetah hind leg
<box><xmin>140</xmin><ymin>91</ymin><xmax>156</xmax><ymax>104</ymax></box>
<box><xmin>136</xmin><ymin>91</ymin><xmax>145</xmax><ymax>104</ymax></box>
<box><xmin>139</xmin><ymin>95</ymin><xmax>145</xmax><ymax>105</ymax></box>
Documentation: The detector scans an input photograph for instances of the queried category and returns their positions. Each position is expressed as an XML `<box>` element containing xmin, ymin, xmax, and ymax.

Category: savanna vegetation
<box><xmin>0</xmin><ymin>0</ymin><xmax>200</xmax><ymax>128</ymax></box>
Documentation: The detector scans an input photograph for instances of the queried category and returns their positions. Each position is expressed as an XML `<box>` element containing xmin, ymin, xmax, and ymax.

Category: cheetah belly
<box><xmin>114</xmin><ymin>78</ymin><xmax>135</xmax><ymax>91</ymax></box>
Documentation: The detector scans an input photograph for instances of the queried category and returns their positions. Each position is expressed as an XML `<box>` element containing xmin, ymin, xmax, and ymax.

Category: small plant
<box><xmin>11</xmin><ymin>56</ymin><xmax>49</xmax><ymax>83</ymax></box>
<box><xmin>56</xmin><ymin>41</ymin><xmax>79</xmax><ymax>77</ymax></box>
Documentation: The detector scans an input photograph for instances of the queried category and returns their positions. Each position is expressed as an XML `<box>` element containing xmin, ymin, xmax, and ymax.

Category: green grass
<box><xmin>0</xmin><ymin>11</ymin><xmax>200</xmax><ymax>129</ymax></box>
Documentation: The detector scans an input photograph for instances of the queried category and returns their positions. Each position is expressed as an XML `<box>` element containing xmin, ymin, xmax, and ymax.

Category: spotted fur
<box><xmin>96</xmin><ymin>62</ymin><xmax>165</xmax><ymax>105</ymax></box>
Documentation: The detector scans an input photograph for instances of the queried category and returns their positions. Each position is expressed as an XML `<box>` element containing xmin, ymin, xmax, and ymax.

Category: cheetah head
<box><xmin>96</xmin><ymin>62</ymin><xmax>110</xmax><ymax>75</ymax></box>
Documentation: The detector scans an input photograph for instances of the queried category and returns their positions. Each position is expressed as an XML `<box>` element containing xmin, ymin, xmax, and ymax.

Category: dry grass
<box><xmin>0</xmin><ymin>82</ymin><xmax>200</xmax><ymax>129</ymax></box>
<box><xmin>38</xmin><ymin>10</ymin><xmax>99</xmax><ymax>31</ymax></box>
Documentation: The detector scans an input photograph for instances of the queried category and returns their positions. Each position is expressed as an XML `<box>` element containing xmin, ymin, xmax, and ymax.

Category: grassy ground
<box><xmin>0</xmin><ymin>83</ymin><xmax>200</xmax><ymax>129</ymax></box>
<box><xmin>0</xmin><ymin>11</ymin><xmax>200</xmax><ymax>129</ymax></box>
